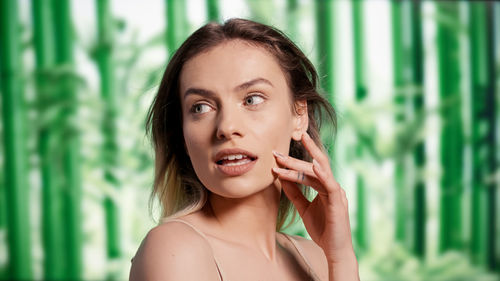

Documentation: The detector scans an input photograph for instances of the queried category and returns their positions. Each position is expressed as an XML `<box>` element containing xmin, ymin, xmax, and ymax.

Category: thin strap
<box><xmin>278</xmin><ymin>233</ymin><xmax>322</xmax><ymax>281</ymax></box>
<box><xmin>163</xmin><ymin>219</ymin><xmax>225</xmax><ymax>281</ymax></box>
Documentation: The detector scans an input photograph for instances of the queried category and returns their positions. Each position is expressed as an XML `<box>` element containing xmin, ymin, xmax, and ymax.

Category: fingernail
<box><xmin>273</xmin><ymin>150</ymin><xmax>286</xmax><ymax>159</ymax></box>
<box><xmin>313</xmin><ymin>159</ymin><xmax>320</xmax><ymax>169</ymax></box>
<box><xmin>273</xmin><ymin>167</ymin><xmax>287</xmax><ymax>173</ymax></box>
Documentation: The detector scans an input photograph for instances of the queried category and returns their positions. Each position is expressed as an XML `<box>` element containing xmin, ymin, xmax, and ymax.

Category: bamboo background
<box><xmin>0</xmin><ymin>0</ymin><xmax>499</xmax><ymax>280</ymax></box>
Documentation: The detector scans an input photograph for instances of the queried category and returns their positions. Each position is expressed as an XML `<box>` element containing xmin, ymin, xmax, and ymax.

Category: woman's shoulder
<box><xmin>282</xmin><ymin>233</ymin><xmax>329</xmax><ymax>280</ymax></box>
<box><xmin>129</xmin><ymin>219</ymin><xmax>221</xmax><ymax>281</ymax></box>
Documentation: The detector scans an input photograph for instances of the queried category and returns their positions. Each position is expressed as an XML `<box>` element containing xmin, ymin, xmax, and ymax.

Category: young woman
<box><xmin>130</xmin><ymin>18</ymin><xmax>359</xmax><ymax>281</ymax></box>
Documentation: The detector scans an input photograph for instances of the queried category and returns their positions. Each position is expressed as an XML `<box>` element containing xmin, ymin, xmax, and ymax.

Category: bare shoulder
<box><xmin>129</xmin><ymin>220</ymin><xmax>221</xmax><ymax>281</ymax></box>
<box><xmin>287</xmin><ymin>234</ymin><xmax>329</xmax><ymax>281</ymax></box>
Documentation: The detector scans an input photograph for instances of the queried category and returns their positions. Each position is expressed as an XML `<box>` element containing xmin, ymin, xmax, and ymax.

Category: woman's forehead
<box><xmin>179</xmin><ymin>40</ymin><xmax>288</xmax><ymax>94</ymax></box>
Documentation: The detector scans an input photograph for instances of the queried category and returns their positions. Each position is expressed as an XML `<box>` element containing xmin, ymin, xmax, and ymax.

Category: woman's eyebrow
<box><xmin>234</xmin><ymin>77</ymin><xmax>274</xmax><ymax>91</ymax></box>
<box><xmin>183</xmin><ymin>88</ymin><xmax>216</xmax><ymax>100</ymax></box>
<box><xmin>183</xmin><ymin>77</ymin><xmax>273</xmax><ymax>100</ymax></box>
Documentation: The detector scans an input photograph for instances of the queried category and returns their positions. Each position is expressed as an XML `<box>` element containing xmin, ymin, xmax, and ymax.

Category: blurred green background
<box><xmin>1</xmin><ymin>0</ymin><xmax>499</xmax><ymax>280</ymax></box>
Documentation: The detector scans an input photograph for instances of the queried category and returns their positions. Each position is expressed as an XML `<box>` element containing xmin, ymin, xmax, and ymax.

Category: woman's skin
<box><xmin>130</xmin><ymin>39</ymin><xmax>359</xmax><ymax>281</ymax></box>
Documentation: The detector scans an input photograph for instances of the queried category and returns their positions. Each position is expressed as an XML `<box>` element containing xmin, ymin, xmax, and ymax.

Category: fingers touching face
<box><xmin>273</xmin><ymin>132</ymin><xmax>341</xmax><ymax>195</ymax></box>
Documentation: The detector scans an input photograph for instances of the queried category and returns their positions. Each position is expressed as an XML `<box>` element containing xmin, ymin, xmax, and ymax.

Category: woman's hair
<box><xmin>146</xmin><ymin>18</ymin><xmax>336</xmax><ymax>230</ymax></box>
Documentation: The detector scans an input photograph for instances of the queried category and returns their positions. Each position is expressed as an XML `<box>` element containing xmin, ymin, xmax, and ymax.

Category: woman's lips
<box><xmin>216</xmin><ymin>158</ymin><xmax>257</xmax><ymax>176</ymax></box>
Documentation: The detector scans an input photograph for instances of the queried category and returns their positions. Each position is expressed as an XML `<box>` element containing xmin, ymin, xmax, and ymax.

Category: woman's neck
<box><xmin>203</xmin><ymin>183</ymin><xmax>282</xmax><ymax>261</ymax></box>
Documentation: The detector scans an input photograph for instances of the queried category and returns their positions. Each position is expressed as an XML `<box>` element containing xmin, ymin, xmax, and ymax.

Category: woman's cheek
<box><xmin>183</xmin><ymin>124</ymin><xmax>209</xmax><ymax>162</ymax></box>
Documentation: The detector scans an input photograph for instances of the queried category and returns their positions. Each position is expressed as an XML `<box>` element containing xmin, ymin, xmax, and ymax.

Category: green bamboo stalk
<box><xmin>0</xmin><ymin>166</ymin><xmax>4</xmax><ymax>280</ymax></box>
<box><xmin>352</xmin><ymin>0</ymin><xmax>366</xmax><ymax>101</ymax></box>
<box><xmin>166</xmin><ymin>0</ymin><xmax>189</xmax><ymax>56</ymax></box>
<box><xmin>390</xmin><ymin>0</ymin><xmax>408</xmax><ymax>248</ymax></box>
<box><xmin>0</xmin><ymin>150</ymin><xmax>4</xmax><ymax>251</ymax></box>
<box><xmin>352</xmin><ymin>0</ymin><xmax>368</xmax><ymax>254</ymax></box>
<box><xmin>490</xmin><ymin>1</ymin><xmax>500</xmax><ymax>266</ymax></box>
<box><xmin>314</xmin><ymin>0</ymin><xmax>336</xmax><ymax>174</ymax></box>
<box><xmin>492</xmin><ymin>3</ymin><xmax>500</xmax><ymax>273</ymax></box>
<box><xmin>484</xmin><ymin>1</ymin><xmax>498</xmax><ymax>271</ymax></box>
<box><xmin>52</xmin><ymin>0</ymin><xmax>83</xmax><ymax>278</ymax></box>
<box><xmin>206</xmin><ymin>0</ymin><xmax>219</xmax><ymax>22</ymax></box>
<box><xmin>391</xmin><ymin>0</ymin><xmax>427</xmax><ymax>258</ymax></box>
<box><xmin>0</xmin><ymin>101</ymin><xmax>5</xmax><ymax>280</ymax></box>
<box><xmin>410</xmin><ymin>0</ymin><xmax>426</xmax><ymax>259</ymax></box>
<box><xmin>0</xmin><ymin>0</ymin><xmax>33</xmax><ymax>279</ymax></box>
<box><xmin>468</xmin><ymin>1</ymin><xmax>489</xmax><ymax>266</ymax></box>
<box><xmin>493</xmin><ymin>2</ymin><xmax>500</xmax><ymax>272</ymax></box>
<box><xmin>315</xmin><ymin>0</ymin><xmax>335</xmax><ymax>101</ymax></box>
<box><xmin>32</xmin><ymin>0</ymin><xmax>66</xmax><ymax>278</ymax></box>
<box><xmin>436</xmin><ymin>1</ymin><xmax>464</xmax><ymax>253</ymax></box>
<box><xmin>96</xmin><ymin>0</ymin><xmax>122</xmax><ymax>263</ymax></box>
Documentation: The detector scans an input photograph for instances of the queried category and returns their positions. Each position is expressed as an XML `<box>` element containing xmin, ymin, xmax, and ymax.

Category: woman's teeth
<box><xmin>222</xmin><ymin>158</ymin><xmax>252</xmax><ymax>166</ymax></box>
<box><xmin>221</xmin><ymin>154</ymin><xmax>247</xmax><ymax>161</ymax></box>
<box><xmin>221</xmin><ymin>157</ymin><xmax>252</xmax><ymax>166</ymax></box>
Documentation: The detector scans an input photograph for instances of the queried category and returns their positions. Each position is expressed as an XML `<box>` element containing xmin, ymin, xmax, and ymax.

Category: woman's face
<box><xmin>179</xmin><ymin>40</ymin><xmax>306</xmax><ymax>199</ymax></box>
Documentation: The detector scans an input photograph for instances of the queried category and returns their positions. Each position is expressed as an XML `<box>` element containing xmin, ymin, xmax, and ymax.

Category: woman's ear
<box><xmin>292</xmin><ymin>100</ymin><xmax>308</xmax><ymax>141</ymax></box>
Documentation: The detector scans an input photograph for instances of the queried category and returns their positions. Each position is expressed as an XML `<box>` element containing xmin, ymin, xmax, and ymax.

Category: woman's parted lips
<box><xmin>214</xmin><ymin>148</ymin><xmax>258</xmax><ymax>164</ymax></box>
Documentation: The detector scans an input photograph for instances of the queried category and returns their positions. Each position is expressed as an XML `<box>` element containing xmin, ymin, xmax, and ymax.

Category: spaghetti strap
<box><xmin>163</xmin><ymin>218</ymin><xmax>211</xmax><ymax>242</ymax></box>
<box><xmin>163</xmin><ymin>218</ymin><xmax>226</xmax><ymax>281</ymax></box>
<box><xmin>277</xmin><ymin>232</ymin><xmax>322</xmax><ymax>281</ymax></box>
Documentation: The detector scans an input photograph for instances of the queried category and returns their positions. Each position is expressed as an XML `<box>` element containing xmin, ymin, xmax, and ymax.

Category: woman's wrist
<box><xmin>324</xmin><ymin>246</ymin><xmax>356</xmax><ymax>264</ymax></box>
<box><xmin>326</xmin><ymin>249</ymin><xmax>360</xmax><ymax>281</ymax></box>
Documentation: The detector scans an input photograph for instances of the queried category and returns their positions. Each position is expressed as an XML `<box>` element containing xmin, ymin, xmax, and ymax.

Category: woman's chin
<box><xmin>207</xmin><ymin>180</ymin><xmax>279</xmax><ymax>200</ymax></box>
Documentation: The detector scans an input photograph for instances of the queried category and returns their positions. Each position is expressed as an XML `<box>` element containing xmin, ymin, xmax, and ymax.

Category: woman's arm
<box><xmin>273</xmin><ymin>132</ymin><xmax>360</xmax><ymax>281</ymax></box>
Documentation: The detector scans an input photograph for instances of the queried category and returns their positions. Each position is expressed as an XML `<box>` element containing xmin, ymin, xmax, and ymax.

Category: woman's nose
<box><xmin>216</xmin><ymin>107</ymin><xmax>243</xmax><ymax>140</ymax></box>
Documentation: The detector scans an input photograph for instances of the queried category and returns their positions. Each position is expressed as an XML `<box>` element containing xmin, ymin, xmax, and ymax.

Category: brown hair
<box><xmin>146</xmin><ymin>18</ymin><xmax>336</xmax><ymax>230</ymax></box>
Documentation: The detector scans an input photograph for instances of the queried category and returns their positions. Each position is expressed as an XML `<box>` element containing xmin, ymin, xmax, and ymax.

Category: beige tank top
<box><xmin>164</xmin><ymin>218</ymin><xmax>322</xmax><ymax>281</ymax></box>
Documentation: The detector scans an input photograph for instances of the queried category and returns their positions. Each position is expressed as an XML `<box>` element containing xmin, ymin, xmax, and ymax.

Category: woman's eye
<box><xmin>191</xmin><ymin>103</ymin><xmax>212</xmax><ymax>114</ymax></box>
<box><xmin>244</xmin><ymin>95</ymin><xmax>264</xmax><ymax>106</ymax></box>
